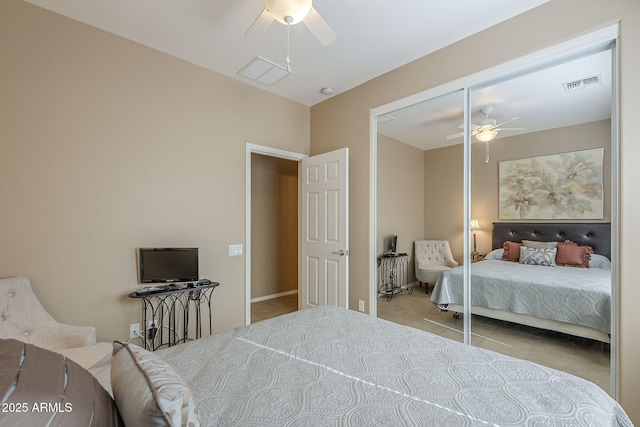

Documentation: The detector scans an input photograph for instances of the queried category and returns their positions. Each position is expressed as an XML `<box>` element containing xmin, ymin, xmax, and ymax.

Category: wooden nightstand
<box><xmin>471</xmin><ymin>253</ymin><xmax>485</xmax><ymax>263</ymax></box>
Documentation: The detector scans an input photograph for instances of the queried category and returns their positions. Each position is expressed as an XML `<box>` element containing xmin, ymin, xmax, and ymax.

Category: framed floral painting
<box><xmin>498</xmin><ymin>148</ymin><xmax>604</xmax><ymax>219</ymax></box>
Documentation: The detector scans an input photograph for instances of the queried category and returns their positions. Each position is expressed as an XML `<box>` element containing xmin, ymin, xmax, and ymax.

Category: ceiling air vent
<box><xmin>238</xmin><ymin>56</ymin><xmax>291</xmax><ymax>86</ymax></box>
<box><xmin>562</xmin><ymin>74</ymin><xmax>602</xmax><ymax>92</ymax></box>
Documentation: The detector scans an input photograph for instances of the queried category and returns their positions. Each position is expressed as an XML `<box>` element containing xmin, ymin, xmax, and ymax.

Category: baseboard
<box><xmin>251</xmin><ymin>289</ymin><xmax>298</xmax><ymax>303</ymax></box>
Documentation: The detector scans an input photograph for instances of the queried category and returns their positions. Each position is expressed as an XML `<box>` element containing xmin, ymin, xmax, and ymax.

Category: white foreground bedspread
<box><xmin>142</xmin><ymin>305</ymin><xmax>630</xmax><ymax>426</ymax></box>
<box><xmin>431</xmin><ymin>259</ymin><xmax>611</xmax><ymax>334</ymax></box>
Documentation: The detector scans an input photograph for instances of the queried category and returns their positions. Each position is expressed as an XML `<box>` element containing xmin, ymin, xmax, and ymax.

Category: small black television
<box><xmin>389</xmin><ymin>235</ymin><xmax>398</xmax><ymax>253</ymax></box>
<box><xmin>138</xmin><ymin>248</ymin><xmax>199</xmax><ymax>283</ymax></box>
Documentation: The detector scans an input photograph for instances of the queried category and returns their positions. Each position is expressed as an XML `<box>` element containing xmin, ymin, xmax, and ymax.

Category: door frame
<box><xmin>245</xmin><ymin>143</ymin><xmax>307</xmax><ymax>326</ymax></box>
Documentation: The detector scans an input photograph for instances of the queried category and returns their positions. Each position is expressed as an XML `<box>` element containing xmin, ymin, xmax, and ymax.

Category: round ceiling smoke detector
<box><xmin>321</xmin><ymin>87</ymin><xmax>334</xmax><ymax>95</ymax></box>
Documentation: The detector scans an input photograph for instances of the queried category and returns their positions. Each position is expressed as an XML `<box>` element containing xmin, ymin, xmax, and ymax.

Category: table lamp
<box><xmin>470</xmin><ymin>220</ymin><xmax>480</xmax><ymax>259</ymax></box>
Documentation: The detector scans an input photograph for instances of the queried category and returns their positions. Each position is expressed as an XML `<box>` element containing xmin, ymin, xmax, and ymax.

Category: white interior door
<box><xmin>301</xmin><ymin>148</ymin><xmax>349</xmax><ymax>309</ymax></box>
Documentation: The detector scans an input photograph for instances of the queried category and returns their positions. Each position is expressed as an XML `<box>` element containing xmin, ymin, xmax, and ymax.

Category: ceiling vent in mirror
<box><xmin>376</xmin><ymin>114</ymin><xmax>395</xmax><ymax>124</ymax></box>
<box><xmin>562</xmin><ymin>74</ymin><xmax>602</xmax><ymax>92</ymax></box>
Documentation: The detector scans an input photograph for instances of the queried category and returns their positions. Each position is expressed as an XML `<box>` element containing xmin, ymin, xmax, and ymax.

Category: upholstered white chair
<box><xmin>0</xmin><ymin>276</ymin><xmax>111</xmax><ymax>368</ymax></box>
<box><xmin>414</xmin><ymin>240</ymin><xmax>459</xmax><ymax>294</ymax></box>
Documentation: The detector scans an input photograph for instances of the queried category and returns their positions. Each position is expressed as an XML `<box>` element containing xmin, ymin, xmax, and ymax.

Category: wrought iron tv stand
<box><xmin>129</xmin><ymin>281</ymin><xmax>219</xmax><ymax>351</ymax></box>
<box><xmin>377</xmin><ymin>253</ymin><xmax>411</xmax><ymax>301</ymax></box>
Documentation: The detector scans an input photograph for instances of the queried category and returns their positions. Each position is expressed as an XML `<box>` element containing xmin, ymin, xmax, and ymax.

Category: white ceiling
<box><xmin>377</xmin><ymin>48</ymin><xmax>612</xmax><ymax>151</ymax></box>
<box><xmin>23</xmin><ymin>0</ymin><xmax>549</xmax><ymax>107</ymax></box>
<box><xmin>24</xmin><ymin>0</ymin><xmax>609</xmax><ymax>151</ymax></box>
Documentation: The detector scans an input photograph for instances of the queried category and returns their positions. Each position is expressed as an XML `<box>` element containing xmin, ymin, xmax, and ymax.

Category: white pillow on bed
<box><xmin>484</xmin><ymin>248</ymin><xmax>504</xmax><ymax>260</ymax></box>
<box><xmin>110</xmin><ymin>341</ymin><xmax>200</xmax><ymax>427</ymax></box>
<box><xmin>522</xmin><ymin>240</ymin><xmax>558</xmax><ymax>249</ymax></box>
<box><xmin>589</xmin><ymin>253</ymin><xmax>612</xmax><ymax>269</ymax></box>
<box><xmin>519</xmin><ymin>246</ymin><xmax>557</xmax><ymax>266</ymax></box>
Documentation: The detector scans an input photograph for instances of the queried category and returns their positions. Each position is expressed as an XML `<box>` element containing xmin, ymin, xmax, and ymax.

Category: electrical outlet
<box><xmin>130</xmin><ymin>323</ymin><xmax>141</xmax><ymax>338</ymax></box>
<box><xmin>147</xmin><ymin>319</ymin><xmax>157</xmax><ymax>329</ymax></box>
<box><xmin>358</xmin><ymin>300</ymin><xmax>365</xmax><ymax>312</ymax></box>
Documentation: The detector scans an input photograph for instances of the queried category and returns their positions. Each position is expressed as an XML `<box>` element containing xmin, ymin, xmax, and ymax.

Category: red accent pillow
<box><xmin>556</xmin><ymin>240</ymin><xmax>593</xmax><ymax>268</ymax></box>
<box><xmin>502</xmin><ymin>241</ymin><xmax>523</xmax><ymax>262</ymax></box>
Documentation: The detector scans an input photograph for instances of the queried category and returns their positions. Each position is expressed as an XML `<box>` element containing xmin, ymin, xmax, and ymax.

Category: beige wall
<box><xmin>421</xmin><ymin>120</ymin><xmax>611</xmax><ymax>261</ymax></box>
<box><xmin>311</xmin><ymin>0</ymin><xmax>640</xmax><ymax>420</ymax></box>
<box><xmin>376</xmin><ymin>134</ymin><xmax>424</xmax><ymax>284</ymax></box>
<box><xmin>471</xmin><ymin>119</ymin><xmax>611</xmax><ymax>254</ymax></box>
<box><xmin>0</xmin><ymin>1</ymin><xmax>309</xmax><ymax>340</ymax></box>
<box><xmin>423</xmin><ymin>144</ymin><xmax>465</xmax><ymax>261</ymax></box>
<box><xmin>250</xmin><ymin>154</ymin><xmax>298</xmax><ymax>299</ymax></box>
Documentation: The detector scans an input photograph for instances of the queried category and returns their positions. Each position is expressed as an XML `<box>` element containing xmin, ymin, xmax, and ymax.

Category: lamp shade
<box><xmin>470</xmin><ymin>220</ymin><xmax>480</xmax><ymax>231</ymax></box>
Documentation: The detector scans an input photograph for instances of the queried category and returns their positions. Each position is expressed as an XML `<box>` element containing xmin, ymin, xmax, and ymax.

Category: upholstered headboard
<box><xmin>492</xmin><ymin>222</ymin><xmax>611</xmax><ymax>259</ymax></box>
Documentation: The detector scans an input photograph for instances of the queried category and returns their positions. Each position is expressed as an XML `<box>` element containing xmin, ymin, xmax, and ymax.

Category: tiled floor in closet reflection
<box><xmin>251</xmin><ymin>286</ymin><xmax>610</xmax><ymax>392</ymax></box>
<box><xmin>377</xmin><ymin>285</ymin><xmax>611</xmax><ymax>393</ymax></box>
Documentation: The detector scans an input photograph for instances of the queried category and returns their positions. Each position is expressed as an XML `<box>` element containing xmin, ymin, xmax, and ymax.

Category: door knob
<box><xmin>332</xmin><ymin>249</ymin><xmax>346</xmax><ymax>256</ymax></box>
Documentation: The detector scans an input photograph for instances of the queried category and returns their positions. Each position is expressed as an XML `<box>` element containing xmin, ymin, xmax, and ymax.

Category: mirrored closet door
<box><xmin>374</xmin><ymin>37</ymin><xmax>617</xmax><ymax>393</ymax></box>
<box><xmin>376</xmin><ymin>90</ymin><xmax>466</xmax><ymax>342</ymax></box>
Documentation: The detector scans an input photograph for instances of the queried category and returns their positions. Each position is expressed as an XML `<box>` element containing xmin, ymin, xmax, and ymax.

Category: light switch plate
<box><xmin>229</xmin><ymin>244</ymin><xmax>244</xmax><ymax>256</ymax></box>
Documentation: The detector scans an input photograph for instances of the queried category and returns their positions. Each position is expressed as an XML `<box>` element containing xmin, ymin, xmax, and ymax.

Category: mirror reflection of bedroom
<box><xmin>376</xmin><ymin>46</ymin><xmax>613</xmax><ymax>392</ymax></box>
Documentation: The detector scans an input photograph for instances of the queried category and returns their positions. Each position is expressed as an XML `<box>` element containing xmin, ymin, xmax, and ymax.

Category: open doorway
<box><xmin>250</xmin><ymin>152</ymin><xmax>299</xmax><ymax>323</ymax></box>
<box><xmin>245</xmin><ymin>143</ymin><xmax>306</xmax><ymax>325</ymax></box>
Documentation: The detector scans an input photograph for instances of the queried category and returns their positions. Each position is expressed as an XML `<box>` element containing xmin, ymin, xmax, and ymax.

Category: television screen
<box><xmin>138</xmin><ymin>248</ymin><xmax>198</xmax><ymax>283</ymax></box>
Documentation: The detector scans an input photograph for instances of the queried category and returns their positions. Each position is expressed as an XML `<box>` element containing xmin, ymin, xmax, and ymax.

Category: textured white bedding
<box><xmin>91</xmin><ymin>305</ymin><xmax>632</xmax><ymax>426</ymax></box>
<box><xmin>431</xmin><ymin>259</ymin><xmax>611</xmax><ymax>335</ymax></box>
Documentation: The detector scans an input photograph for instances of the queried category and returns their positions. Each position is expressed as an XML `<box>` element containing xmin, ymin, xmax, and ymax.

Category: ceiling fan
<box><xmin>446</xmin><ymin>106</ymin><xmax>524</xmax><ymax>142</ymax></box>
<box><xmin>245</xmin><ymin>0</ymin><xmax>337</xmax><ymax>46</ymax></box>
<box><xmin>446</xmin><ymin>106</ymin><xmax>525</xmax><ymax>162</ymax></box>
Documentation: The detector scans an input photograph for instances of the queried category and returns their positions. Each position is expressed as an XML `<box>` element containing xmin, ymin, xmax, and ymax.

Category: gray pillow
<box><xmin>110</xmin><ymin>341</ymin><xmax>200</xmax><ymax>427</ymax></box>
<box><xmin>519</xmin><ymin>246</ymin><xmax>557</xmax><ymax>266</ymax></box>
<box><xmin>0</xmin><ymin>339</ymin><xmax>123</xmax><ymax>427</ymax></box>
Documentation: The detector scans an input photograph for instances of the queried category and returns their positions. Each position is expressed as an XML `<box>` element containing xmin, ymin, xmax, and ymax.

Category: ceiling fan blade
<box><xmin>446</xmin><ymin>131</ymin><xmax>465</xmax><ymax>140</ymax></box>
<box><xmin>244</xmin><ymin>7</ymin><xmax>274</xmax><ymax>37</ymax></box>
<box><xmin>303</xmin><ymin>7</ymin><xmax>336</xmax><ymax>46</ymax></box>
<box><xmin>495</xmin><ymin>127</ymin><xmax>526</xmax><ymax>131</ymax></box>
<box><xmin>457</xmin><ymin>123</ymin><xmax>479</xmax><ymax>130</ymax></box>
<box><xmin>494</xmin><ymin>117</ymin><xmax>519</xmax><ymax>128</ymax></box>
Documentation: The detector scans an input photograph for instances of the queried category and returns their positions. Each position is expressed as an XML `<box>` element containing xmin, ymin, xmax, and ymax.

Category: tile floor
<box><xmin>251</xmin><ymin>286</ymin><xmax>611</xmax><ymax>392</ymax></box>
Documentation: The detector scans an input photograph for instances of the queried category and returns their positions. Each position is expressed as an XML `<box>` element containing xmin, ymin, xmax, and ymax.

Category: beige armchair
<box><xmin>0</xmin><ymin>276</ymin><xmax>111</xmax><ymax>369</ymax></box>
<box><xmin>414</xmin><ymin>240</ymin><xmax>458</xmax><ymax>294</ymax></box>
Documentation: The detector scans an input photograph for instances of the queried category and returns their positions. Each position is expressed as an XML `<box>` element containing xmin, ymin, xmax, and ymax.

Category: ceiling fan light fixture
<box><xmin>475</xmin><ymin>129</ymin><xmax>498</xmax><ymax>143</ymax></box>
<box><xmin>265</xmin><ymin>0</ymin><xmax>312</xmax><ymax>25</ymax></box>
